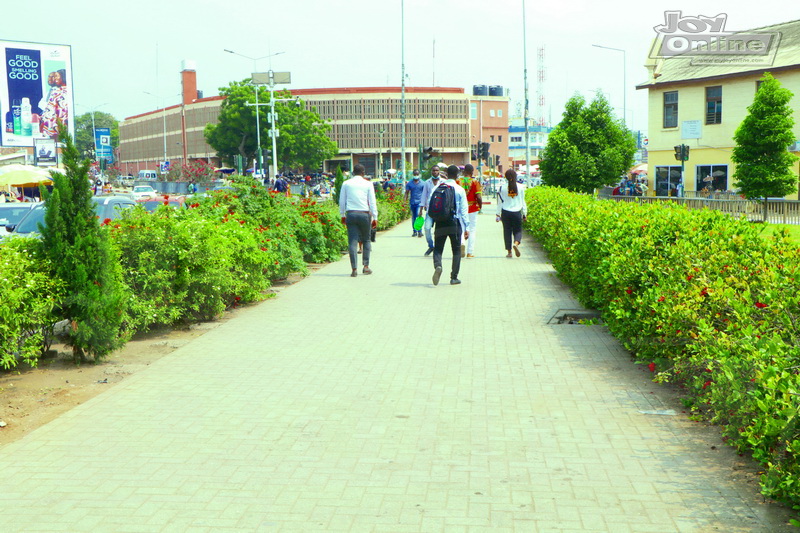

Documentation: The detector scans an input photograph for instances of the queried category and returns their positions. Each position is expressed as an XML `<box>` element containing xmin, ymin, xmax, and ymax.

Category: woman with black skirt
<box><xmin>495</xmin><ymin>169</ymin><xmax>527</xmax><ymax>258</ymax></box>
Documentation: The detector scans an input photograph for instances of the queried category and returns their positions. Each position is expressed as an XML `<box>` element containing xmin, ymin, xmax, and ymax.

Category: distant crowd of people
<box><xmin>339</xmin><ymin>163</ymin><xmax>527</xmax><ymax>286</ymax></box>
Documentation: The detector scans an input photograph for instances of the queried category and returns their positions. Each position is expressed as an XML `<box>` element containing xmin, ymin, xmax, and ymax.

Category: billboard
<box><xmin>0</xmin><ymin>40</ymin><xmax>74</xmax><ymax>147</ymax></box>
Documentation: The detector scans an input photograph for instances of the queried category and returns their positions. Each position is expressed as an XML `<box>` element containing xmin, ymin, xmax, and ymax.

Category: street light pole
<box><xmin>522</xmin><ymin>0</ymin><xmax>531</xmax><ymax>175</ymax></box>
<box><xmin>592</xmin><ymin>44</ymin><xmax>627</xmax><ymax>128</ymax></box>
<box><xmin>400</xmin><ymin>0</ymin><xmax>406</xmax><ymax>185</ymax></box>
<box><xmin>224</xmin><ymin>49</ymin><xmax>284</xmax><ymax>176</ymax></box>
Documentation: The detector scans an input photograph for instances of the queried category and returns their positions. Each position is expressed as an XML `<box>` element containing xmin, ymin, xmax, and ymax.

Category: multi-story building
<box><xmin>469</xmin><ymin>86</ymin><xmax>510</xmax><ymax>172</ymax></box>
<box><xmin>119</xmin><ymin>62</ymin><xmax>221</xmax><ymax>175</ymax></box>
<box><xmin>636</xmin><ymin>19</ymin><xmax>800</xmax><ymax>197</ymax></box>
<box><xmin>507</xmin><ymin>118</ymin><xmax>552</xmax><ymax>173</ymax></box>
<box><xmin>119</xmin><ymin>65</ymin><xmax>511</xmax><ymax>177</ymax></box>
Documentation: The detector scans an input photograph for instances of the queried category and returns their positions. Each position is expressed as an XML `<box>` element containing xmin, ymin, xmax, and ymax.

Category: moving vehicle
<box><xmin>137</xmin><ymin>170</ymin><xmax>158</xmax><ymax>181</ymax></box>
<box><xmin>136</xmin><ymin>196</ymin><xmax>186</xmax><ymax>212</ymax></box>
<box><xmin>131</xmin><ymin>185</ymin><xmax>158</xmax><ymax>200</ymax></box>
<box><xmin>2</xmin><ymin>196</ymin><xmax>137</xmax><ymax>240</ymax></box>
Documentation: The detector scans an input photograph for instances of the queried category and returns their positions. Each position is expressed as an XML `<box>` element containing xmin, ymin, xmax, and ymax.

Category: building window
<box><xmin>490</xmin><ymin>135</ymin><xmax>495</xmax><ymax>142</ymax></box>
<box><xmin>510</xmin><ymin>136</ymin><xmax>522</xmax><ymax>142</ymax></box>
<box><xmin>655</xmin><ymin>166</ymin><xmax>683</xmax><ymax>196</ymax></box>
<box><xmin>498</xmin><ymin>135</ymin><xmax>503</xmax><ymax>142</ymax></box>
<box><xmin>705</xmin><ymin>86</ymin><xmax>722</xmax><ymax>124</ymax></box>
<box><xmin>470</xmin><ymin>103</ymin><xmax>477</xmax><ymax>120</ymax></box>
<box><xmin>756</xmin><ymin>80</ymin><xmax>764</xmax><ymax>92</ymax></box>
<box><xmin>489</xmin><ymin>109</ymin><xmax>495</xmax><ymax>117</ymax></box>
<box><xmin>663</xmin><ymin>91</ymin><xmax>678</xmax><ymax>128</ymax></box>
<box><xmin>696</xmin><ymin>165</ymin><xmax>728</xmax><ymax>193</ymax></box>
<box><xmin>498</xmin><ymin>109</ymin><xmax>503</xmax><ymax>117</ymax></box>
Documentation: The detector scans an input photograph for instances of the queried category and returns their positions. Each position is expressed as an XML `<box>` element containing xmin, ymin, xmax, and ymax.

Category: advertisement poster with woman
<box><xmin>0</xmin><ymin>40</ymin><xmax>73</xmax><ymax>147</ymax></box>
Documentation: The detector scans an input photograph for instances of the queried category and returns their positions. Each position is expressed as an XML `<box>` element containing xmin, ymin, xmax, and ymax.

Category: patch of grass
<box><xmin>764</xmin><ymin>224</ymin><xmax>800</xmax><ymax>243</ymax></box>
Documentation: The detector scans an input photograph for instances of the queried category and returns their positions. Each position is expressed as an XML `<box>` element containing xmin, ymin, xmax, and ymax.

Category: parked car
<box><xmin>136</xmin><ymin>195</ymin><xmax>187</xmax><ymax>213</ymax></box>
<box><xmin>0</xmin><ymin>202</ymin><xmax>43</xmax><ymax>228</ymax></box>
<box><xmin>137</xmin><ymin>170</ymin><xmax>158</xmax><ymax>181</ymax></box>
<box><xmin>2</xmin><ymin>196</ymin><xmax>137</xmax><ymax>240</ymax></box>
<box><xmin>131</xmin><ymin>185</ymin><xmax>158</xmax><ymax>200</ymax></box>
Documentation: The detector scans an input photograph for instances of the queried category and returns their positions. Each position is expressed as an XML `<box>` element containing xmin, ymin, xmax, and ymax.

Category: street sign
<box><xmin>160</xmin><ymin>161</ymin><xmax>170</xmax><ymax>173</ymax></box>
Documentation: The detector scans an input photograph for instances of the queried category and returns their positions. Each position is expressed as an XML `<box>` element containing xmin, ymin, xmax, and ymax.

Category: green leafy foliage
<box><xmin>732</xmin><ymin>72</ymin><xmax>798</xmax><ymax>200</ymax></box>
<box><xmin>40</xmin><ymin>128</ymin><xmax>129</xmax><ymax>362</ymax></box>
<box><xmin>526</xmin><ymin>186</ymin><xmax>800</xmax><ymax>508</ymax></box>
<box><xmin>204</xmin><ymin>81</ymin><xmax>337</xmax><ymax>172</ymax></box>
<box><xmin>74</xmin><ymin>111</ymin><xmax>118</xmax><ymax>160</ymax></box>
<box><xmin>332</xmin><ymin>166</ymin><xmax>344</xmax><ymax>205</ymax></box>
<box><xmin>0</xmin><ymin>238</ymin><xmax>63</xmax><ymax>368</ymax></box>
<box><xmin>539</xmin><ymin>93</ymin><xmax>636</xmax><ymax>193</ymax></box>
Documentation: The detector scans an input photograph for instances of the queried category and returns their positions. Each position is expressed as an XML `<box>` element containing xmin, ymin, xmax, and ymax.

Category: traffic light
<box><xmin>674</xmin><ymin>144</ymin><xmax>690</xmax><ymax>161</ymax></box>
<box><xmin>480</xmin><ymin>142</ymin><xmax>490</xmax><ymax>160</ymax></box>
<box><xmin>470</xmin><ymin>146</ymin><xmax>478</xmax><ymax>160</ymax></box>
<box><xmin>422</xmin><ymin>146</ymin><xmax>434</xmax><ymax>161</ymax></box>
<box><xmin>264</xmin><ymin>149</ymin><xmax>273</xmax><ymax>162</ymax></box>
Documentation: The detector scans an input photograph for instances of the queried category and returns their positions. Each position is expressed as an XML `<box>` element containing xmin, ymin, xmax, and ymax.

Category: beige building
<box><xmin>119</xmin><ymin>63</ymin><xmax>220</xmax><ymax>175</ymax></box>
<box><xmin>120</xmin><ymin>69</ymin><xmax>511</xmax><ymax>176</ymax></box>
<box><xmin>637</xmin><ymin>19</ymin><xmax>800</xmax><ymax>197</ymax></box>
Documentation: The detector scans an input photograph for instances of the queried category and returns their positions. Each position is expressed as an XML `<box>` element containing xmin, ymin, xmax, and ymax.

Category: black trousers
<box><xmin>501</xmin><ymin>209</ymin><xmax>523</xmax><ymax>251</ymax></box>
<box><xmin>433</xmin><ymin>220</ymin><xmax>462</xmax><ymax>280</ymax></box>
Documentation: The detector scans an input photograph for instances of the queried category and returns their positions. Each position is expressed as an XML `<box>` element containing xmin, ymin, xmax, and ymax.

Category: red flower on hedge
<box><xmin>657</xmin><ymin>296</ymin><xmax>665</xmax><ymax>302</ymax></box>
<box><xmin>648</xmin><ymin>362</ymin><xmax>656</xmax><ymax>372</ymax></box>
<box><xmin>702</xmin><ymin>380</ymin><xmax>712</xmax><ymax>389</ymax></box>
<box><xmin>754</xmin><ymin>302</ymin><xmax>768</xmax><ymax>309</ymax></box>
<box><xmin>101</xmin><ymin>218</ymin><xmax>111</xmax><ymax>226</ymax></box>
<box><xmin>625</xmin><ymin>288</ymin><xmax>632</xmax><ymax>294</ymax></box>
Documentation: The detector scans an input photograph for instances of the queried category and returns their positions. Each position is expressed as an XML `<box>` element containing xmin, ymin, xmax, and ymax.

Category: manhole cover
<box><xmin>548</xmin><ymin>309</ymin><xmax>603</xmax><ymax>325</ymax></box>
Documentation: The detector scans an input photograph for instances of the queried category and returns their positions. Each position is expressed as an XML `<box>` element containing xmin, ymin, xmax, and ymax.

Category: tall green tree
<box><xmin>74</xmin><ymin>111</ymin><xmax>119</xmax><ymax>160</ymax></box>
<box><xmin>40</xmin><ymin>127</ymin><xmax>129</xmax><ymax>363</ymax></box>
<box><xmin>539</xmin><ymin>93</ymin><xmax>636</xmax><ymax>193</ymax></box>
<box><xmin>732</xmin><ymin>72</ymin><xmax>798</xmax><ymax>210</ymax></box>
<box><xmin>204</xmin><ymin>80</ymin><xmax>338</xmax><ymax>172</ymax></box>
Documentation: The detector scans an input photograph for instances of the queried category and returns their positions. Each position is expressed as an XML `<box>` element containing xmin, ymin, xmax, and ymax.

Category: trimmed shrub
<box><xmin>526</xmin><ymin>186</ymin><xmax>800</xmax><ymax>508</ymax></box>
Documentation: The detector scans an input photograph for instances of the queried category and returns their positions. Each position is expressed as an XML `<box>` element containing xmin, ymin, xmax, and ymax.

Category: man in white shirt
<box><xmin>339</xmin><ymin>164</ymin><xmax>378</xmax><ymax>277</ymax></box>
<box><xmin>418</xmin><ymin>165</ymin><xmax>443</xmax><ymax>256</ymax></box>
<box><xmin>431</xmin><ymin>165</ymin><xmax>469</xmax><ymax>286</ymax></box>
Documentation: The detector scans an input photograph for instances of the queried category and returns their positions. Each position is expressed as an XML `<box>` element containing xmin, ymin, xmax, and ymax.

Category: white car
<box><xmin>131</xmin><ymin>185</ymin><xmax>158</xmax><ymax>200</ymax></box>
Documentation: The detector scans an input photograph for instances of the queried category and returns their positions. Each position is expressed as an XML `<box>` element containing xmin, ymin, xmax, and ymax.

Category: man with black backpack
<box><xmin>428</xmin><ymin>165</ymin><xmax>469</xmax><ymax>286</ymax></box>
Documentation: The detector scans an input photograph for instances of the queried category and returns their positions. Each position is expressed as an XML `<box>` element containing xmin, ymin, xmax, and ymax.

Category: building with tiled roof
<box><xmin>636</xmin><ymin>19</ymin><xmax>800</xmax><ymax>197</ymax></box>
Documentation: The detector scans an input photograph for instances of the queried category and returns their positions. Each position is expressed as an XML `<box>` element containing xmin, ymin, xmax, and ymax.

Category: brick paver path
<box><xmin>0</xmin><ymin>211</ymin><xmax>794</xmax><ymax>532</ymax></box>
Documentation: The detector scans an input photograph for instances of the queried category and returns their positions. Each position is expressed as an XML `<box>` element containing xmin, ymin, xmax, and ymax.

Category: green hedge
<box><xmin>0</xmin><ymin>177</ymin><xmax>409</xmax><ymax>368</ymax></box>
<box><xmin>525</xmin><ymin>186</ymin><xmax>800</xmax><ymax>510</ymax></box>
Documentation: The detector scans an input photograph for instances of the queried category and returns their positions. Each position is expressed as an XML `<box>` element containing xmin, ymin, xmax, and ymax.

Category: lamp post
<box><xmin>378</xmin><ymin>128</ymin><xmax>386</xmax><ymax>177</ymax></box>
<box><xmin>400</xmin><ymin>0</ymin><xmax>406</xmax><ymax>186</ymax></box>
<box><xmin>592</xmin><ymin>44</ymin><xmax>627</xmax><ymax>128</ymax></box>
<box><xmin>522</xmin><ymin>0</ymin><xmax>531</xmax><ymax>176</ymax></box>
<box><xmin>224</xmin><ymin>49</ymin><xmax>284</xmax><ymax>177</ymax></box>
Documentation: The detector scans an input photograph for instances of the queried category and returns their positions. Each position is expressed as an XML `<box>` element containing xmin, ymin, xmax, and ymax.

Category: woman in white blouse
<box><xmin>495</xmin><ymin>169</ymin><xmax>527</xmax><ymax>258</ymax></box>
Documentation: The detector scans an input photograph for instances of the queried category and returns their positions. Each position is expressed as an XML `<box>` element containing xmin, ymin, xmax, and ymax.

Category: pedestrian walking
<box><xmin>495</xmin><ymin>169</ymin><xmax>527</xmax><ymax>258</ymax></box>
<box><xmin>419</xmin><ymin>165</ymin><xmax>444</xmax><ymax>256</ymax></box>
<box><xmin>429</xmin><ymin>165</ymin><xmax>468</xmax><ymax>286</ymax></box>
<box><xmin>404</xmin><ymin>170</ymin><xmax>425</xmax><ymax>237</ymax></box>
<box><xmin>460</xmin><ymin>163</ymin><xmax>482</xmax><ymax>258</ymax></box>
<box><xmin>339</xmin><ymin>164</ymin><xmax>378</xmax><ymax>277</ymax></box>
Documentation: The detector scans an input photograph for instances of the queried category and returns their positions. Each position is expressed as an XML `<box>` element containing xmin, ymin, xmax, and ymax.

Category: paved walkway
<box><xmin>0</xmin><ymin>212</ymin><xmax>795</xmax><ymax>532</ymax></box>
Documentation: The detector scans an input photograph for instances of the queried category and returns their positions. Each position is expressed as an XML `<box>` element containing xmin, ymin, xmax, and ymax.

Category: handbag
<box><xmin>370</xmin><ymin>227</ymin><xmax>377</xmax><ymax>242</ymax></box>
<box><xmin>413</xmin><ymin>216</ymin><xmax>424</xmax><ymax>231</ymax></box>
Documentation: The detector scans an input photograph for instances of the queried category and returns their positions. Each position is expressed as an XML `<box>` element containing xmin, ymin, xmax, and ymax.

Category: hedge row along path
<box><xmin>0</xmin><ymin>213</ymin><xmax>794</xmax><ymax>531</ymax></box>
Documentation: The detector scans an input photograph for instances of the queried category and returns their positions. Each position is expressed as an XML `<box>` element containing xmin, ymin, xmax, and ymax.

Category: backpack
<box><xmin>428</xmin><ymin>183</ymin><xmax>455</xmax><ymax>222</ymax></box>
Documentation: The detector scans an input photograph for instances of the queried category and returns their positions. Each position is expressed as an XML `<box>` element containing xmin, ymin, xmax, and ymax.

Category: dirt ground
<box><xmin>0</xmin><ymin>272</ymin><xmax>311</xmax><ymax>447</ymax></box>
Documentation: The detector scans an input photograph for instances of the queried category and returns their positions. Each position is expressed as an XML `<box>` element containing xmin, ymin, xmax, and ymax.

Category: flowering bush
<box><xmin>525</xmin><ymin>186</ymin><xmax>800</xmax><ymax>508</ymax></box>
<box><xmin>0</xmin><ymin>238</ymin><xmax>64</xmax><ymax>368</ymax></box>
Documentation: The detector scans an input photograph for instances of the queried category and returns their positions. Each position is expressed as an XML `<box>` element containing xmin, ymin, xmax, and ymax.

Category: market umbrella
<box><xmin>0</xmin><ymin>164</ymin><xmax>54</xmax><ymax>187</ymax></box>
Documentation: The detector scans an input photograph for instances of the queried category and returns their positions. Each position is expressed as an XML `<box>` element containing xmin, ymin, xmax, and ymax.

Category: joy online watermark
<box><xmin>649</xmin><ymin>11</ymin><xmax>780</xmax><ymax>66</ymax></box>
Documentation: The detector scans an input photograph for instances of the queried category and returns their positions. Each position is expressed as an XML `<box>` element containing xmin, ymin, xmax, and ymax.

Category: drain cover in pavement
<box><xmin>548</xmin><ymin>309</ymin><xmax>603</xmax><ymax>325</ymax></box>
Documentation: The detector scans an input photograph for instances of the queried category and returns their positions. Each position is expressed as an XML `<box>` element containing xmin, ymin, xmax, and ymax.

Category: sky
<box><xmin>3</xmin><ymin>0</ymin><xmax>796</xmax><ymax>135</ymax></box>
